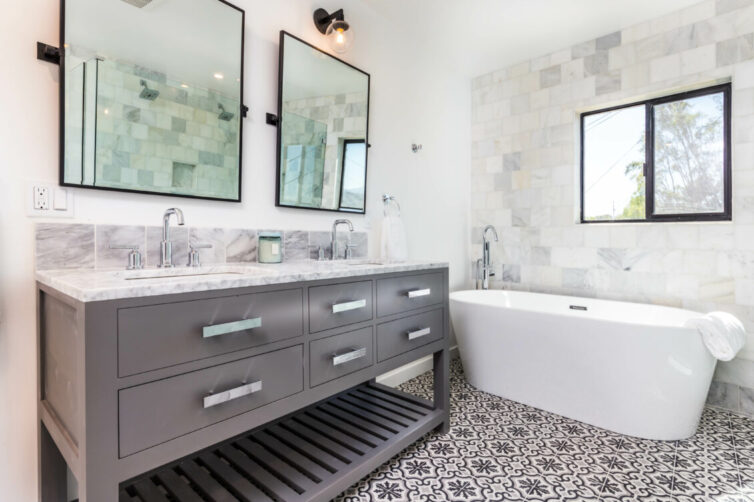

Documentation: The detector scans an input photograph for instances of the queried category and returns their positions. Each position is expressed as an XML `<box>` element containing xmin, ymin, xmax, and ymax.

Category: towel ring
<box><xmin>382</xmin><ymin>194</ymin><xmax>401</xmax><ymax>217</ymax></box>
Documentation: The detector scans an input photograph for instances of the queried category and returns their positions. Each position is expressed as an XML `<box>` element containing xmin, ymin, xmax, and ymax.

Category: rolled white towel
<box><xmin>380</xmin><ymin>215</ymin><xmax>408</xmax><ymax>263</ymax></box>
<box><xmin>685</xmin><ymin>312</ymin><xmax>747</xmax><ymax>361</ymax></box>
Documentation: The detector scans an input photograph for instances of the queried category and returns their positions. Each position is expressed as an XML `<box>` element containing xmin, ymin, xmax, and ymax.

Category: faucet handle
<box><xmin>188</xmin><ymin>242</ymin><xmax>212</xmax><ymax>267</ymax></box>
<box><xmin>344</xmin><ymin>242</ymin><xmax>357</xmax><ymax>260</ymax></box>
<box><xmin>108</xmin><ymin>244</ymin><xmax>143</xmax><ymax>270</ymax></box>
<box><xmin>189</xmin><ymin>243</ymin><xmax>213</xmax><ymax>249</ymax></box>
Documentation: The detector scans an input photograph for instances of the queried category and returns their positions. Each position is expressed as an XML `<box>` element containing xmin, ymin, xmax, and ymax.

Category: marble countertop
<box><xmin>35</xmin><ymin>260</ymin><xmax>449</xmax><ymax>302</ymax></box>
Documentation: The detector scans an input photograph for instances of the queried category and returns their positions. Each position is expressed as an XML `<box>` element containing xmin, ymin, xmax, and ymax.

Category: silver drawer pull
<box><xmin>203</xmin><ymin>317</ymin><xmax>262</xmax><ymax>338</ymax></box>
<box><xmin>332</xmin><ymin>347</ymin><xmax>367</xmax><ymax>366</ymax></box>
<box><xmin>407</xmin><ymin>288</ymin><xmax>431</xmax><ymax>298</ymax></box>
<box><xmin>332</xmin><ymin>299</ymin><xmax>367</xmax><ymax>314</ymax></box>
<box><xmin>407</xmin><ymin>327</ymin><xmax>431</xmax><ymax>340</ymax></box>
<box><xmin>203</xmin><ymin>380</ymin><xmax>262</xmax><ymax>409</ymax></box>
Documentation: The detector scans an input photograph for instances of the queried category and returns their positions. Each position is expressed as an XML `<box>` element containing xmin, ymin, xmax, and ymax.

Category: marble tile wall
<box><xmin>95</xmin><ymin>59</ymin><xmax>240</xmax><ymax>199</ymax></box>
<box><xmin>283</xmin><ymin>92</ymin><xmax>368</xmax><ymax>208</ymax></box>
<box><xmin>35</xmin><ymin>223</ymin><xmax>367</xmax><ymax>270</ymax></box>
<box><xmin>470</xmin><ymin>0</ymin><xmax>754</xmax><ymax>415</ymax></box>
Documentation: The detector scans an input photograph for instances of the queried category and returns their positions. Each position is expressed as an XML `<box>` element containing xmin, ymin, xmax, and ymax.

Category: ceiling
<box><xmin>66</xmin><ymin>0</ymin><xmax>242</xmax><ymax>96</ymax></box>
<box><xmin>361</xmin><ymin>0</ymin><xmax>703</xmax><ymax>77</ymax></box>
<box><xmin>282</xmin><ymin>33</ymin><xmax>368</xmax><ymax>101</ymax></box>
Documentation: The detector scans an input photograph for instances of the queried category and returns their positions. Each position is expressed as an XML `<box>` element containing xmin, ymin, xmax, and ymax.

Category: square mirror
<box><xmin>61</xmin><ymin>0</ymin><xmax>245</xmax><ymax>201</ymax></box>
<box><xmin>275</xmin><ymin>32</ymin><xmax>370</xmax><ymax>213</ymax></box>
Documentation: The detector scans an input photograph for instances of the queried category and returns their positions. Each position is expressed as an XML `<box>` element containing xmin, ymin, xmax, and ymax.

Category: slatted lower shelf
<box><xmin>120</xmin><ymin>382</ymin><xmax>443</xmax><ymax>502</ymax></box>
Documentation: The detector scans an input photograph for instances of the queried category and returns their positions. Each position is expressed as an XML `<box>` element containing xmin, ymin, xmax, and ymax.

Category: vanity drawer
<box><xmin>376</xmin><ymin>272</ymin><xmax>444</xmax><ymax>317</ymax></box>
<box><xmin>308</xmin><ymin>280</ymin><xmax>373</xmax><ymax>333</ymax></box>
<box><xmin>118</xmin><ymin>345</ymin><xmax>303</xmax><ymax>457</ymax></box>
<box><xmin>118</xmin><ymin>288</ymin><xmax>303</xmax><ymax>376</ymax></box>
<box><xmin>309</xmin><ymin>327</ymin><xmax>373</xmax><ymax>387</ymax></box>
<box><xmin>377</xmin><ymin>309</ymin><xmax>444</xmax><ymax>362</ymax></box>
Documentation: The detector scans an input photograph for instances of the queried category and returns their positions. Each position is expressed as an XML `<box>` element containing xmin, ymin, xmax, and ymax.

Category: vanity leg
<box><xmin>39</xmin><ymin>422</ymin><xmax>67</xmax><ymax>502</ymax></box>
<box><xmin>433</xmin><ymin>349</ymin><xmax>450</xmax><ymax>434</ymax></box>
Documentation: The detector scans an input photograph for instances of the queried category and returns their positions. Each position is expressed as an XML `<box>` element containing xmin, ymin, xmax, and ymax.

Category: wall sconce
<box><xmin>313</xmin><ymin>8</ymin><xmax>353</xmax><ymax>54</ymax></box>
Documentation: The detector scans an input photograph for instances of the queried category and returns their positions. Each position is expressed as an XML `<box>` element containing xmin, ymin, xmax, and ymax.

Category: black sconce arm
<box><xmin>313</xmin><ymin>8</ymin><xmax>345</xmax><ymax>34</ymax></box>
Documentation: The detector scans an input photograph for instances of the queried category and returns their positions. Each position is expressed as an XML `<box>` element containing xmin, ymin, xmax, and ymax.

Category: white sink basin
<box><xmin>343</xmin><ymin>259</ymin><xmax>389</xmax><ymax>266</ymax></box>
<box><xmin>114</xmin><ymin>265</ymin><xmax>276</xmax><ymax>281</ymax></box>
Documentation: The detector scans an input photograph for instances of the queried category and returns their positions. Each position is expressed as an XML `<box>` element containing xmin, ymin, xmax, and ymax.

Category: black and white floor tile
<box><xmin>334</xmin><ymin>360</ymin><xmax>754</xmax><ymax>502</ymax></box>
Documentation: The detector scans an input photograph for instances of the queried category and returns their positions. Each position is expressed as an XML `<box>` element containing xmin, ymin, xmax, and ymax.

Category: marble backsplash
<box><xmin>35</xmin><ymin>222</ymin><xmax>368</xmax><ymax>271</ymax></box>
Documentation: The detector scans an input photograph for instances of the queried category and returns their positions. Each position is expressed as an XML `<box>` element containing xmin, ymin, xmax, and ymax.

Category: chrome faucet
<box><xmin>476</xmin><ymin>225</ymin><xmax>499</xmax><ymax>290</ymax></box>
<box><xmin>331</xmin><ymin>219</ymin><xmax>354</xmax><ymax>260</ymax></box>
<box><xmin>160</xmin><ymin>208</ymin><xmax>185</xmax><ymax>268</ymax></box>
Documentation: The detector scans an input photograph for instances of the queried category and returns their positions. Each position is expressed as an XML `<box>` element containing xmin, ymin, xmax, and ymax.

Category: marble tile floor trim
<box><xmin>708</xmin><ymin>380</ymin><xmax>754</xmax><ymax>420</ymax></box>
<box><xmin>34</xmin><ymin>222</ymin><xmax>368</xmax><ymax>270</ymax></box>
<box><xmin>335</xmin><ymin>359</ymin><xmax>754</xmax><ymax>502</ymax></box>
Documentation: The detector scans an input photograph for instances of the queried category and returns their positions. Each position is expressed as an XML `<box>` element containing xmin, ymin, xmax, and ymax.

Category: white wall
<box><xmin>0</xmin><ymin>1</ymin><xmax>470</xmax><ymax>499</ymax></box>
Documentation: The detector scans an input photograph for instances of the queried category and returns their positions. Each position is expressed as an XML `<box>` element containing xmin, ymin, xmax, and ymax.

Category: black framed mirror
<box><xmin>60</xmin><ymin>0</ymin><xmax>245</xmax><ymax>202</ymax></box>
<box><xmin>275</xmin><ymin>31</ymin><xmax>370</xmax><ymax>213</ymax></box>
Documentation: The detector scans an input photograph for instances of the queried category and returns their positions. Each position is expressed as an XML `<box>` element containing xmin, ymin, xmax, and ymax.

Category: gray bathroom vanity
<box><xmin>36</xmin><ymin>261</ymin><xmax>450</xmax><ymax>501</ymax></box>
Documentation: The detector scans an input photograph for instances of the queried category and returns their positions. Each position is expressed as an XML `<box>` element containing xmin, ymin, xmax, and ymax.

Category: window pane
<box><xmin>339</xmin><ymin>141</ymin><xmax>366</xmax><ymax>210</ymax></box>
<box><xmin>583</xmin><ymin>105</ymin><xmax>646</xmax><ymax>221</ymax></box>
<box><xmin>653</xmin><ymin>92</ymin><xmax>725</xmax><ymax>215</ymax></box>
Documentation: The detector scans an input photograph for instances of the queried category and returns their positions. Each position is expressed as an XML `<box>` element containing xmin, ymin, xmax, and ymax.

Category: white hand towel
<box><xmin>685</xmin><ymin>312</ymin><xmax>747</xmax><ymax>361</ymax></box>
<box><xmin>380</xmin><ymin>214</ymin><xmax>408</xmax><ymax>263</ymax></box>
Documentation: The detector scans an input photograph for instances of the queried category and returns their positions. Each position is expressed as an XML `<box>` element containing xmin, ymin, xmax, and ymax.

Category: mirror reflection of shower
<box><xmin>139</xmin><ymin>80</ymin><xmax>159</xmax><ymax>100</ymax></box>
<box><xmin>218</xmin><ymin>103</ymin><xmax>234</xmax><ymax>121</ymax></box>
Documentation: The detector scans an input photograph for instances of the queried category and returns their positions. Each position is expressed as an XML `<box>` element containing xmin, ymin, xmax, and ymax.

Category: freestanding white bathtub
<box><xmin>450</xmin><ymin>289</ymin><xmax>717</xmax><ymax>440</ymax></box>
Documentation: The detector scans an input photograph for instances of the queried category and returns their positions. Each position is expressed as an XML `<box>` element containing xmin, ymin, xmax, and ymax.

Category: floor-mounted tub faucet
<box><xmin>160</xmin><ymin>207</ymin><xmax>185</xmax><ymax>268</ymax></box>
<box><xmin>331</xmin><ymin>219</ymin><xmax>354</xmax><ymax>260</ymax></box>
<box><xmin>477</xmin><ymin>225</ymin><xmax>499</xmax><ymax>290</ymax></box>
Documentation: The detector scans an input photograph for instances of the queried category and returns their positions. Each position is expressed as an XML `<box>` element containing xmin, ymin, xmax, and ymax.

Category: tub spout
<box><xmin>478</xmin><ymin>225</ymin><xmax>498</xmax><ymax>290</ymax></box>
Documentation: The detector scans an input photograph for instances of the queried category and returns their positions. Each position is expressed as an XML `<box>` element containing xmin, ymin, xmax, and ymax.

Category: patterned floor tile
<box><xmin>334</xmin><ymin>360</ymin><xmax>754</xmax><ymax>501</ymax></box>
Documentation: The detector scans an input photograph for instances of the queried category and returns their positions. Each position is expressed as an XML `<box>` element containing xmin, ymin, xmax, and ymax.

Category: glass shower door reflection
<box><xmin>280</xmin><ymin>113</ymin><xmax>327</xmax><ymax>208</ymax></box>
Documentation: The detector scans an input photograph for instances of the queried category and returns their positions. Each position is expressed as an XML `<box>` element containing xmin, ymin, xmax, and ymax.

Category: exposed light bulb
<box><xmin>326</xmin><ymin>20</ymin><xmax>353</xmax><ymax>54</ymax></box>
<box><xmin>213</xmin><ymin>73</ymin><xmax>224</xmax><ymax>80</ymax></box>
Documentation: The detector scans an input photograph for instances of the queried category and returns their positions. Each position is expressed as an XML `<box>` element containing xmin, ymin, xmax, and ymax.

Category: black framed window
<box><xmin>580</xmin><ymin>84</ymin><xmax>731</xmax><ymax>223</ymax></box>
<box><xmin>338</xmin><ymin>139</ymin><xmax>367</xmax><ymax>211</ymax></box>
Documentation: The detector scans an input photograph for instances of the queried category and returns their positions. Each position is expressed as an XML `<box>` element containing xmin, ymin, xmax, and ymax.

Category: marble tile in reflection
<box><xmin>96</xmin><ymin>225</ymin><xmax>146</xmax><ymax>269</ymax></box>
<box><xmin>36</xmin><ymin>223</ymin><xmax>95</xmax><ymax>270</ymax></box>
<box><xmin>146</xmin><ymin>226</ymin><xmax>188</xmax><ymax>268</ymax></box>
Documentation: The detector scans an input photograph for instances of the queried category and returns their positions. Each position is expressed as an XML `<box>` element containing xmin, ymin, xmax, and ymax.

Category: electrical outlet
<box><xmin>34</xmin><ymin>186</ymin><xmax>50</xmax><ymax>210</ymax></box>
<box><xmin>27</xmin><ymin>182</ymin><xmax>74</xmax><ymax>218</ymax></box>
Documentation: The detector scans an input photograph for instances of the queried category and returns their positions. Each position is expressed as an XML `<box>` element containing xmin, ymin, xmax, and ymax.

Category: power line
<box><xmin>585</xmin><ymin>138</ymin><xmax>643</xmax><ymax>193</ymax></box>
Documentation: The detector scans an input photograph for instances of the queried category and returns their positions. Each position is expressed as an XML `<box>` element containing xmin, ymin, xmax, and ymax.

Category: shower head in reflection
<box><xmin>217</xmin><ymin>104</ymin><xmax>234</xmax><ymax>121</ymax></box>
<box><xmin>139</xmin><ymin>80</ymin><xmax>159</xmax><ymax>101</ymax></box>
